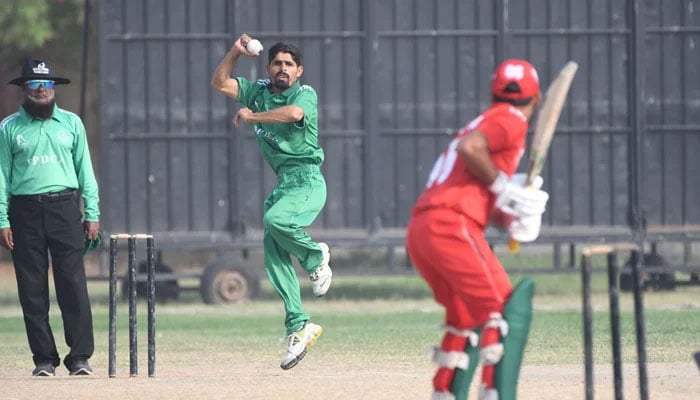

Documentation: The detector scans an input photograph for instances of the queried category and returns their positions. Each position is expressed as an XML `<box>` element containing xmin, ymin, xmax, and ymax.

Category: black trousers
<box><xmin>9</xmin><ymin>190</ymin><xmax>94</xmax><ymax>368</ymax></box>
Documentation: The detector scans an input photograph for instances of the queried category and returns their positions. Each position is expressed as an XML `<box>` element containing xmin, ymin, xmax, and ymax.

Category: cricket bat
<box><xmin>509</xmin><ymin>61</ymin><xmax>579</xmax><ymax>252</ymax></box>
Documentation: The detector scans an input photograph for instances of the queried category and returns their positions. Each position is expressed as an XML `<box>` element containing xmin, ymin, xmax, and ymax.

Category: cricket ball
<box><xmin>246</xmin><ymin>39</ymin><xmax>263</xmax><ymax>55</ymax></box>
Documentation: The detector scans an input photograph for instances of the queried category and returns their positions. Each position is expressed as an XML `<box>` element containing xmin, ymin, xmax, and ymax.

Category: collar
<box><xmin>510</xmin><ymin>105</ymin><xmax>527</xmax><ymax>122</ymax></box>
<box><xmin>498</xmin><ymin>103</ymin><xmax>526</xmax><ymax>122</ymax></box>
<box><xmin>19</xmin><ymin>103</ymin><xmax>64</xmax><ymax>123</ymax></box>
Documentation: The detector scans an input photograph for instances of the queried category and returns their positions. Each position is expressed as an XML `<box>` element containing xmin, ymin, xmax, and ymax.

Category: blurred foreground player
<box><xmin>406</xmin><ymin>59</ymin><xmax>550</xmax><ymax>400</ymax></box>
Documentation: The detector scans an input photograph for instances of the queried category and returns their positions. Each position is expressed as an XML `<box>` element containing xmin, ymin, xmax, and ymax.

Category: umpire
<box><xmin>0</xmin><ymin>59</ymin><xmax>100</xmax><ymax>376</ymax></box>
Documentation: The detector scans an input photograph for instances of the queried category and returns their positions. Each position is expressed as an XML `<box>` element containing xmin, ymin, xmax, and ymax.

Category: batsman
<box><xmin>406</xmin><ymin>59</ymin><xmax>550</xmax><ymax>400</ymax></box>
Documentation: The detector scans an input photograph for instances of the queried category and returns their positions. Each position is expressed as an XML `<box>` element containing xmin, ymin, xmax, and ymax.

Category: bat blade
<box><xmin>510</xmin><ymin>61</ymin><xmax>578</xmax><ymax>252</ymax></box>
<box><xmin>526</xmin><ymin>61</ymin><xmax>579</xmax><ymax>185</ymax></box>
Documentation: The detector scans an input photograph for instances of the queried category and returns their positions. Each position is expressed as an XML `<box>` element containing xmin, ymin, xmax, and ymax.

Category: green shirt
<box><xmin>0</xmin><ymin>104</ymin><xmax>100</xmax><ymax>228</ymax></box>
<box><xmin>236</xmin><ymin>78</ymin><xmax>324</xmax><ymax>174</ymax></box>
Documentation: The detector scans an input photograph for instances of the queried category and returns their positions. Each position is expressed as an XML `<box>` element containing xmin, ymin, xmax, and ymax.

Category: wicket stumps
<box><xmin>580</xmin><ymin>243</ymin><xmax>648</xmax><ymax>400</ymax></box>
<box><xmin>108</xmin><ymin>233</ymin><xmax>156</xmax><ymax>378</ymax></box>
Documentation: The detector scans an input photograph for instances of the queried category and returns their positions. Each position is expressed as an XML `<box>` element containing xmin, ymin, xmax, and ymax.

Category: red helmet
<box><xmin>491</xmin><ymin>59</ymin><xmax>540</xmax><ymax>101</ymax></box>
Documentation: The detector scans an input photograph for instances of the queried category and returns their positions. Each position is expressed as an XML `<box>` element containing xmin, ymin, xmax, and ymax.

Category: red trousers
<box><xmin>407</xmin><ymin>208</ymin><xmax>512</xmax><ymax>329</ymax></box>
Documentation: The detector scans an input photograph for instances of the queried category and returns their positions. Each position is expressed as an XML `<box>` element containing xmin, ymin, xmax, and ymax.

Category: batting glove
<box><xmin>508</xmin><ymin>172</ymin><xmax>544</xmax><ymax>190</ymax></box>
<box><xmin>509</xmin><ymin>214</ymin><xmax>543</xmax><ymax>243</ymax></box>
<box><xmin>489</xmin><ymin>171</ymin><xmax>549</xmax><ymax>218</ymax></box>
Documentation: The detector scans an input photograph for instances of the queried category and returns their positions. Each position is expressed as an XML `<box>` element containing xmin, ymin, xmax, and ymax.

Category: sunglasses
<box><xmin>25</xmin><ymin>80</ymin><xmax>55</xmax><ymax>90</ymax></box>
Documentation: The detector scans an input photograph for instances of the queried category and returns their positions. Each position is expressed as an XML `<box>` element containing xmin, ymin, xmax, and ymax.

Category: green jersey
<box><xmin>0</xmin><ymin>104</ymin><xmax>100</xmax><ymax>228</ymax></box>
<box><xmin>236</xmin><ymin>78</ymin><xmax>324</xmax><ymax>174</ymax></box>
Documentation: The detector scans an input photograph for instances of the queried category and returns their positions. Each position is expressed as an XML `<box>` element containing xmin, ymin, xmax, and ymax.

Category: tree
<box><xmin>0</xmin><ymin>0</ymin><xmax>85</xmax><ymax>117</ymax></box>
<box><xmin>0</xmin><ymin>0</ymin><xmax>83</xmax><ymax>62</ymax></box>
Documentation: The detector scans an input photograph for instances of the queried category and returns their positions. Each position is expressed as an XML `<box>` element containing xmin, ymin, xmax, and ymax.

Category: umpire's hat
<box><xmin>8</xmin><ymin>59</ymin><xmax>71</xmax><ymax>86</ymax></box>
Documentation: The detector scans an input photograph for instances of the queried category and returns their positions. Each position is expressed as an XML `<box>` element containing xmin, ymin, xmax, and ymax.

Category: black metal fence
<box><xmin>98</xmin><ymin>0</ymin><xmax>700</xmax><ymax>250</ymax></box>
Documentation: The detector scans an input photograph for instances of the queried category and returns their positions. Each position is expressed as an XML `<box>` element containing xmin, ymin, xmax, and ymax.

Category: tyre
<box><xmin>199</xmin><ymin>258</ymin><xmax>260</xmax><ymax>304</ymax></box>
<box><xmin>620</xmin><ymin>252</ymin><xmax>676</xmax><ymax>292</ymax></box>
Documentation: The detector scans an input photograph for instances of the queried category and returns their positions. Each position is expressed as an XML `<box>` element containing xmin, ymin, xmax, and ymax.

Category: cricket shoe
<box><xmin>68</xmin><ymin>359</ymin><xmax>94</xmax><ymax>376</ymax></box>
<box><xmin>309</xmin><ymin>243</ymin><xmax>332</xmax><ymax>297</ymax></box>
<box><xmin>431</xmin><ymin>391</ymin><xmax>456</xmax><ymax>400</ymax></box>
<box><xmin>280</xmin><ymin>322</ymin><xmax>323</xmax><ymax>370</ymax></box>
<box><xmin>32</xmin><ymin>363</ymin><xmax>55</xmax><ymax>377</ymax></box>
<box><xmin>478</xmin><ymin>385</ymin><xmax>498</xmax><ymax>400</ymax></box>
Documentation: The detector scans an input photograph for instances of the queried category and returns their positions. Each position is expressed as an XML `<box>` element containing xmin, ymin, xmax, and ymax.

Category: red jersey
<box><xmin>412</xmin><ymin>103</ymin><xmax>529</xmax><ymax>227</ymax></box>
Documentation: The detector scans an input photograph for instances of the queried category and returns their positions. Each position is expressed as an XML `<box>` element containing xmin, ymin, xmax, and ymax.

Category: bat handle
<box><xmin>508</xmin><ymin>238</ymin><xmax>521</xmax><ymax>253</ymax></box>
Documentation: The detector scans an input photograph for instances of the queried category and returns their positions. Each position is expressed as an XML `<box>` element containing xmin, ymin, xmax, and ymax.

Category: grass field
<box><xmin>1</xmin><ymin>263</ymin><xmax>699</xmax><ymax>399</ymax></box>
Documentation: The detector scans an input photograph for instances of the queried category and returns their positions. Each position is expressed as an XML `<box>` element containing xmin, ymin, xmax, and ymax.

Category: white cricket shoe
<box><xmin>280</xmin><ymin>322</ymin><xmax>323</xmax><ymax>370</ymax></box>
<box><xmin>431</xmin><ymin>391</ymin><xmax>456</xmax><ymax>400</ymax></box>
<box><xmin>309</xmin><ymin>243</ymin><xmax>332</xmax><ymax>297</ymax></box>
<box><xmin>479</xmin><ymin>385</ymin><xmax>498</xmax><ymax>400</ymax></box>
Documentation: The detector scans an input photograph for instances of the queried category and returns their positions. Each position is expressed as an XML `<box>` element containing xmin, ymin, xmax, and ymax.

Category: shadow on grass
<box><xmin>0</xmin><ymin>274</ymin><xmax>436</xmax><ymax>309</ymax></box>
<box><xmin>0</xmin><ymin>267</ymin><xmax>634</xmax><ymax>308</ymax></box>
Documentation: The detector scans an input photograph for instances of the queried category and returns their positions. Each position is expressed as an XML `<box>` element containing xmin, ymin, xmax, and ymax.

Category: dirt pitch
<box><xmin>2</xmin><ymin>358</ymin><xmax>698</xmax><ymax>399</ymax></box>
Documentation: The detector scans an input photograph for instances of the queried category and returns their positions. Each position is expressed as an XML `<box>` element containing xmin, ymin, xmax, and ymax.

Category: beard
<box><xmin>23</xmin><ymin>95</ymin><xmax>55</xmax><ymax>120</ymax></box>
<box><xmin>272</xmin><ymin>73</ymin><xmax>291</xmax><ymax>91</ymax></box>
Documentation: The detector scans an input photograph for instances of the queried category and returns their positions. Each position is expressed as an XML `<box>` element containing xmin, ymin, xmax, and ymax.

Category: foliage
<box><xmin>0</xmin><ymin>0</ymin><xmax>84</xmax><ymax>63</ymax></box>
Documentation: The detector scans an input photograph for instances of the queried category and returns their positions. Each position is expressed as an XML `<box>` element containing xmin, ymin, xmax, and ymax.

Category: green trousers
<box><xmin>263</xmin><ymin>164</ymin><xmax>327</xmax><ymax>335</ymax></box>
